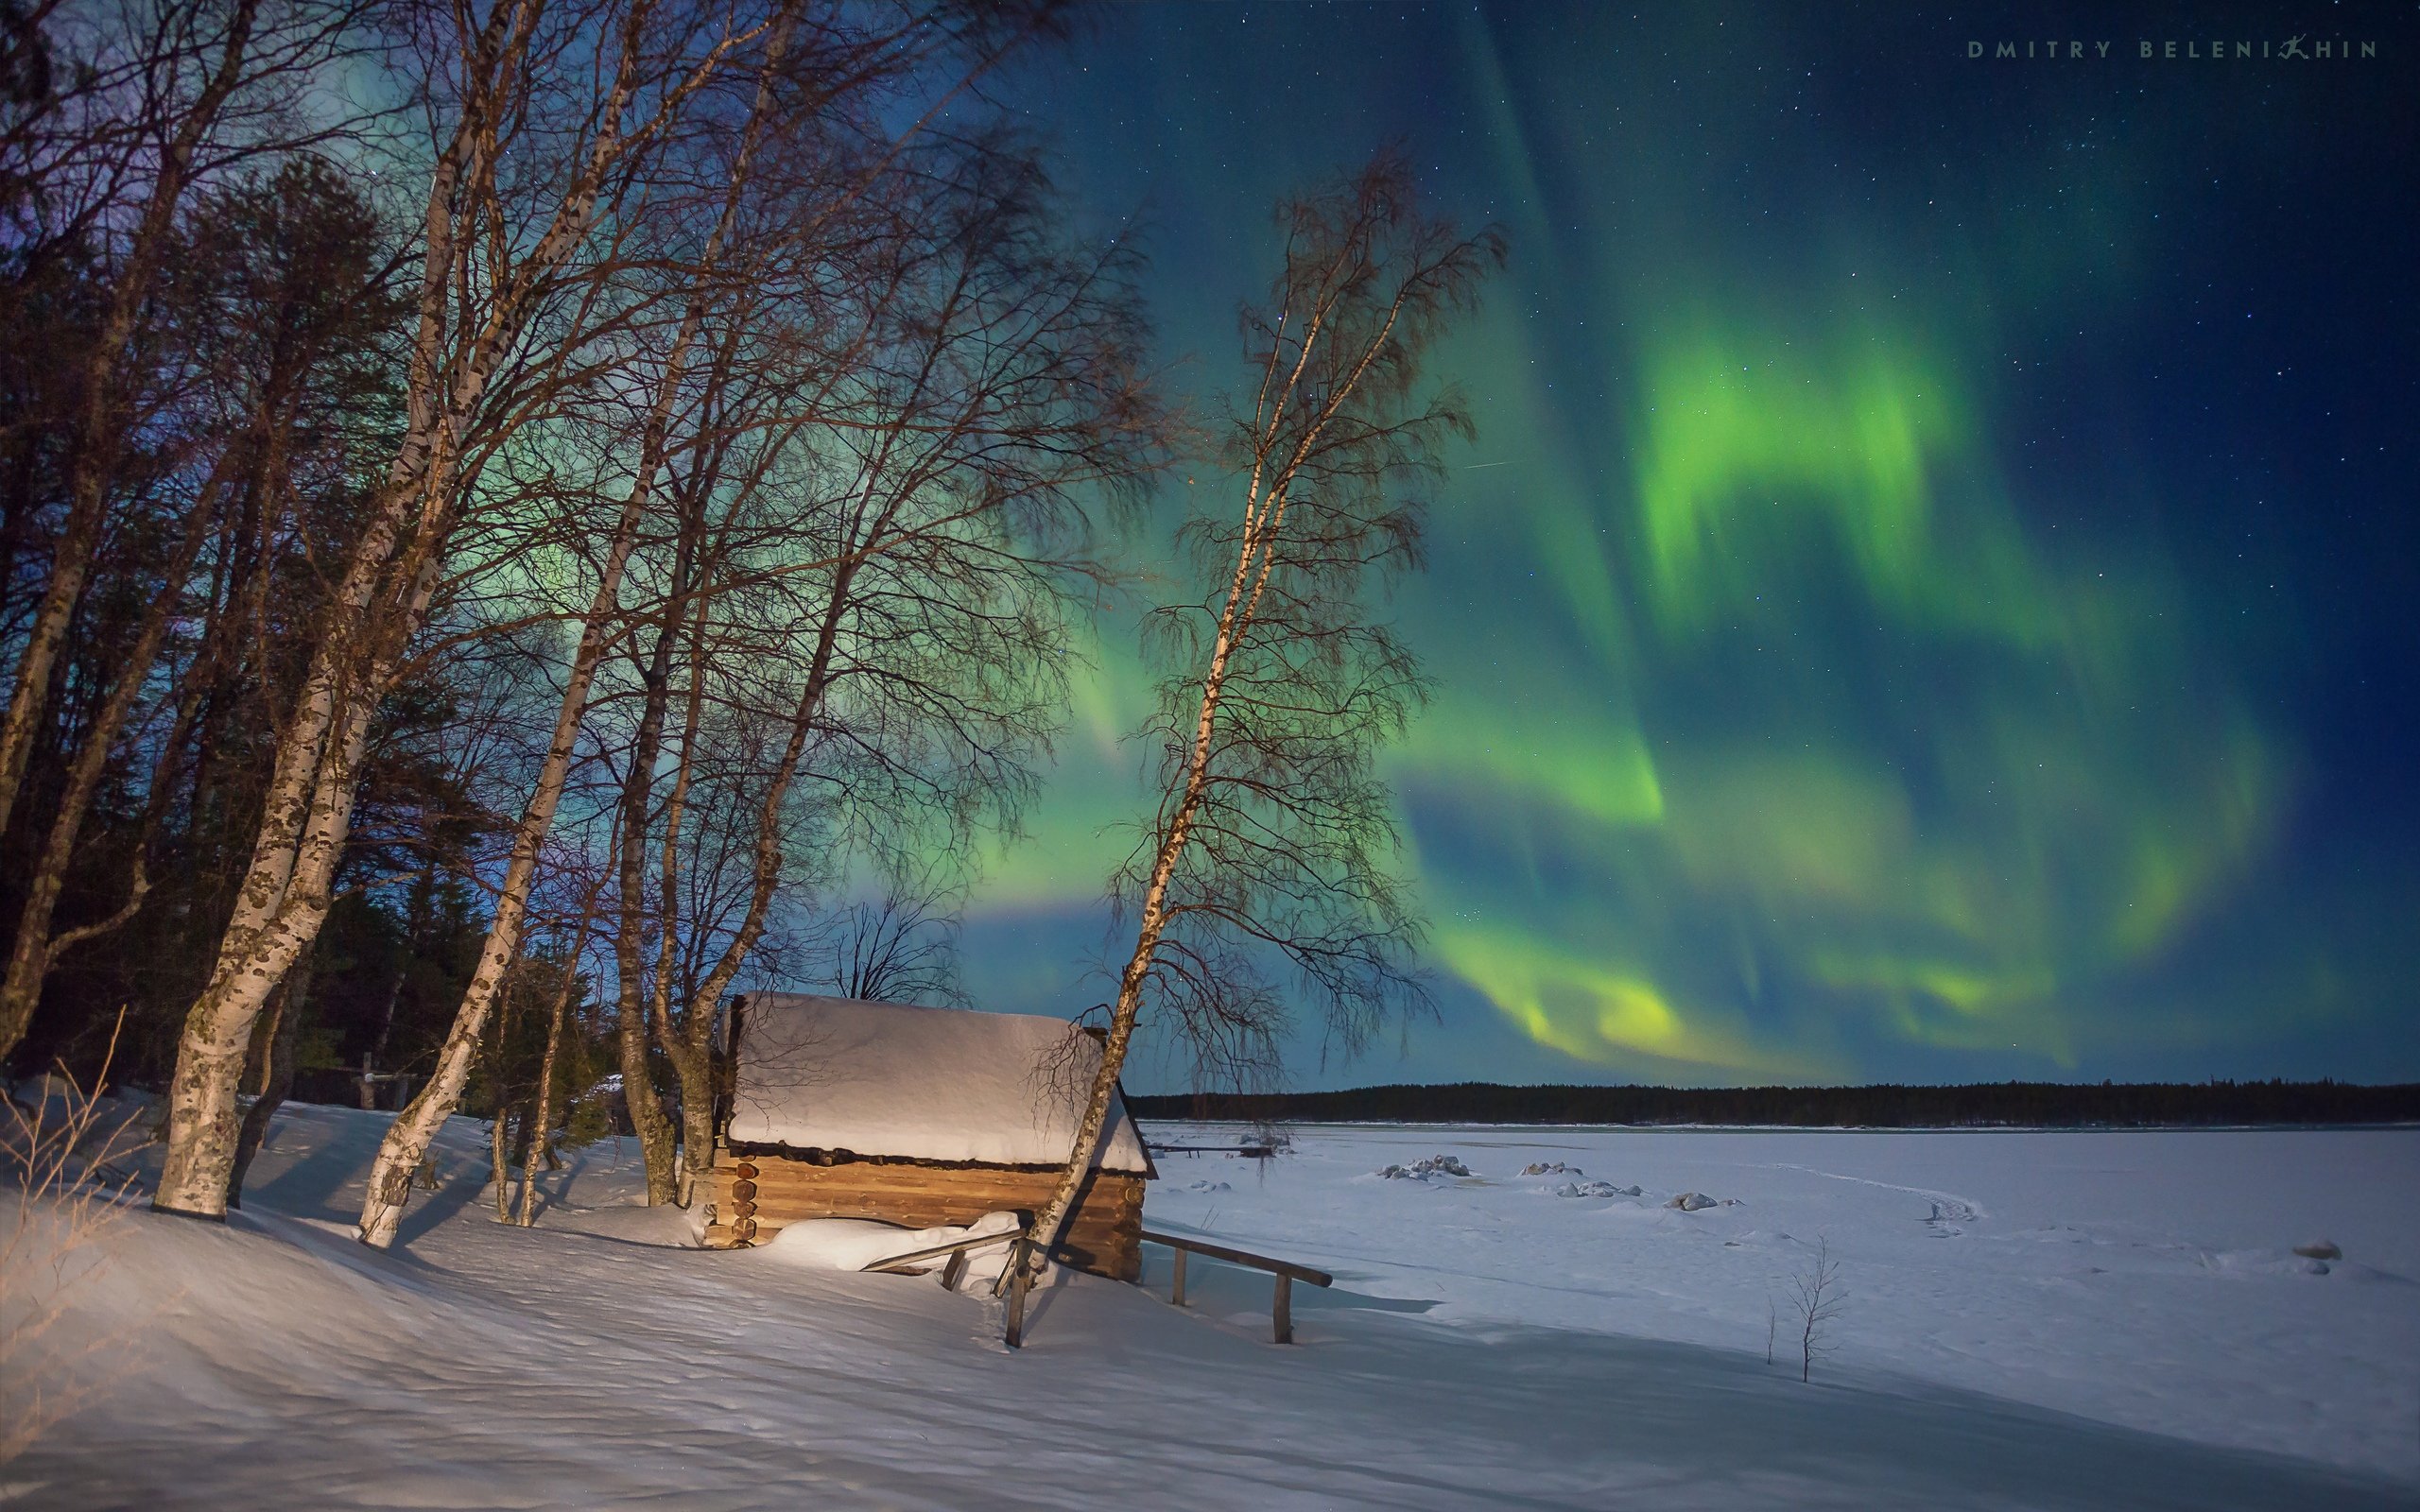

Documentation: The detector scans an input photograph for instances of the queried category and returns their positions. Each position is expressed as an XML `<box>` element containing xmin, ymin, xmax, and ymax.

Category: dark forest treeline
<box><xmin>1132</xmin><ymin>1080</ymin><xmax>2420</xmax><ymax>1128</ymax></box>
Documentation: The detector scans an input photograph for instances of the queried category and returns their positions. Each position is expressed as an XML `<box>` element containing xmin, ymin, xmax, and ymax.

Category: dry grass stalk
<box><xmin>1</xmin><ymin>1016</ymin><xmax>151</xmax><ymax>1464</ymax></box>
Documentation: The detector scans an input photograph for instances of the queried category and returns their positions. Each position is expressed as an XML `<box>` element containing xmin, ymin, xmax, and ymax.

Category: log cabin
<box><xmin>703</xmin><ymin>992</ymin><xmax>1156</xmax><ymax>1280</ymax></box>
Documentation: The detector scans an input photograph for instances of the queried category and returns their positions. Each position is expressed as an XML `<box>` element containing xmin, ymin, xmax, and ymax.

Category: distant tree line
<box><xmin>1132</xmin><ymin>1079</ymin><xmax>2420</xmax><ymax>1128</ymax></box>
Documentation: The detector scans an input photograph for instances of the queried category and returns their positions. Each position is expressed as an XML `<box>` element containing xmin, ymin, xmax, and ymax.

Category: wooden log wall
<box><xmin>702</xmin><ymin>1155</ymin><xmax>1146</xmax><ymax>1281</ymax></box>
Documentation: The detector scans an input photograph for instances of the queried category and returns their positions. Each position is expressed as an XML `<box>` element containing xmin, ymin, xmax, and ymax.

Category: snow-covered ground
<box><xmin>7</xmin><ymin>1106</ymin><xmax>2416</xmax><ymax>1509</ymax></box>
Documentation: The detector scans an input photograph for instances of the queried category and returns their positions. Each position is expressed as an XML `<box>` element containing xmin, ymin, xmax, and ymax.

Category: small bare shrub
<box><xmin>1</xmin><ymin>1021</ymin><xmax>148</xmax><ymax>1464</ymax></box>
<box><xmin>1789</xmin><ymin>1235</ymin><xmax>1847</xmax><ymax>1383</ymax></box>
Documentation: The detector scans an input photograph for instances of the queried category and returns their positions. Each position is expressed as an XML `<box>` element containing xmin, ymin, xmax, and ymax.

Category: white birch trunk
<box><xmin>152</xmin><ymin>0</ymin><xmax>694</xmax><ymax>1215</ymax></box>
<box><xmin>1029</xmin><ymin>461</ymin><xmax>1297</xmax><ymax>1250</ymax></box>
<box><xmin>151</xmin><ymin>120</ymin><xmax>476</xmax><ymax>1217</ymax></box>
<box><xmin>355</xmin><ymin>472</ymin><xmax>653</xmax><ymax>1246</ymax></box>
<box><xmin>153</xmin><ymin>640</ymin><xmax>389</xmax><ymax>1215</ymax></box>
<box><xmin>658</xmin><ymin>557</ymin><xmax>856</xmax><ymax>1200</ymax></box>
<box><xmin>1028</xmin><ymin>215</ymin><xmax>1432</xmax><ymax>1253</ymax></box>
<box><xmin>1028</xmin><ymin>263</ymin><xmax>1374</xmax><ymax>1250</ymax></box>
<box><xmin>516</xmin><ymin>966</ymin><xmax>570</xmax><ymax>1225</ymax></box>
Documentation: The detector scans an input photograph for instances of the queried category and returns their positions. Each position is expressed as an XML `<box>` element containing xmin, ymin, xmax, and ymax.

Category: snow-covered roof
<box><xmin>725</xmin><ymin>994</ymin><xmax>1153</xmax><ymax>1175</ymax></box>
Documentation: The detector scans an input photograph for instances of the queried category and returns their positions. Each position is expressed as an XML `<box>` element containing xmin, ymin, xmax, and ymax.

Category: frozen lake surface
<box><xmin>1147</xmin><ymin>1122</ymin><xmax>2420</xmax><ymax>1482</ymax></box>
<box><xmin>8</xmin><ymin>1106</ymin><xmax>2415</xmax><ymax>1509</ymax></box>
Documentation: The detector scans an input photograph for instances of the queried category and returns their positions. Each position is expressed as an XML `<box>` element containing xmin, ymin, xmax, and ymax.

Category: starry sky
<box><xmin>945</xmin><ymin>2</ymin><xmax>2420</xmax><ymax>1092</ymax></box>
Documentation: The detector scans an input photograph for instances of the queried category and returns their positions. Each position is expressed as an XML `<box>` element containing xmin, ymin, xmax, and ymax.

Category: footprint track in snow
<box><xmin>1765</xmin><ymin>1163</ymin><xmax>1987</xmax><ymax>1235</ymax></box>
<box><xmin>1922</xmin><ymin>1197</ymin><xmax>1979</xmax><ymax>1236</ymax></box>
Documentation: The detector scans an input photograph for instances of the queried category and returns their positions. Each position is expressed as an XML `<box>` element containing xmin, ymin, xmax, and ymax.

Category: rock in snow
<box><xmin>1380</xmin><ymin>1154</ymin><xmax>1475</xmax><ymax>1180</ymax></box>
<box><xmin>1521</xmin><ymin>1160</ymin><xmax>1580</xmax><ymax>1176</ymax></box>
<box><xmin>1667</xmin><ymin>1192</ymin><xmax>1720</xmax><ymax>1211</ymax></box>
<box><xmin>2292</xmin><ymin>1240</ymin><xmax>2343</xmax><ymax>1261</ymax></box>
<box><xmin>1556</xmin><ymin>1180</ymin><xmax>1643</xmax><ymax>1199</ymax></box>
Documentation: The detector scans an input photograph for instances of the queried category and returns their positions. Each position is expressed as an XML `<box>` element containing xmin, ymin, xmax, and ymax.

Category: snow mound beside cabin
<box><xmin>763</xmin><ymin>1211</ymin><xmax>1022</xmax><ymax>1285</ymax></box>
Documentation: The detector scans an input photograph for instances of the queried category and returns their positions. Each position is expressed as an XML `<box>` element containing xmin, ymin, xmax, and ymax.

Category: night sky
<box><xmin>942</xmin><ymin>3</ymin><xmax>2420</xmax><ymax>1091</ymax></box>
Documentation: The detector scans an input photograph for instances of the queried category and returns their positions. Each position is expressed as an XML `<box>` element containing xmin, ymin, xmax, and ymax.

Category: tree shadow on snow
<box><xmin>233</xmin><ymin>1120</ymin><xmax>383</xmax><ymax>1220</ymax></box>
<box><xmin>231</xmin><ymin>1110</ymin><xmax>493</xmax><ymax>1247</ymax></box>
<box><xmin>388</xmin><ymin>1169</ymin><xmax>496</xmax><ymax>1247</ymax></box>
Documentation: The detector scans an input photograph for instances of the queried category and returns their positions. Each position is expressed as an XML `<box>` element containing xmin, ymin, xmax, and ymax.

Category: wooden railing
<box><xmin>861</xmin><ymin>1226</ymin><xmax>1024</xmax><ymax>1279</ymax></box>
<box><xmin>859</xmin><ymin>1224</ymin><xmax>1045</xmax><ymax>1348</ymax></box>
<box><xmin>1139</xmin><ymin>1228</ymin><xmax>1332</xmax><ymax>1344</ymax></box>
<box><xmin>855</xmin><ymin>1223</ymin><xmax>1334</xmax><ymax>1349</ymax></box>
<box><xmin>1145</xmin><ymin>1142</ymin><xmax>1283</xmax><ymax>1158</ymax></box>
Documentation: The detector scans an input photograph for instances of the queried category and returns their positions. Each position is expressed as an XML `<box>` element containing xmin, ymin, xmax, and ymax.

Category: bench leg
<box><xmin>1172</xmin><ymin>1247</ymin><xmax>1187</xmax><ymax>1308</ymax></box>
<box><xmin>1273</xmin><ymin>1273</ymin><xmax>1292</xmax><ymax>1345</ymax></box>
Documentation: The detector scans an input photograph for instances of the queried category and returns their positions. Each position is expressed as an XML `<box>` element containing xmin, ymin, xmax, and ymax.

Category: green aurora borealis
<box><xmin>947</xmin><ymin>3</ymin><xmax>2418</xmax><ymax>1089</ymax></box>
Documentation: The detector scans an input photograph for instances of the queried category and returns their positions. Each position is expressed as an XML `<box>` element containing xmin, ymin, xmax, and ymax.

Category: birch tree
<box><xmin>631</xmin><ymin>139</ymin><xmax>1161</xmax><ymax>1207</ymax></box>
<box><xmin>517</xmin><ymin>855</ymin><xmax>609</xmax><ymax>1224</ymax></box>
<box><xmin>1029</xmin><ymin>157</ymin><xmax>1500</xmax><ymax>1258</ymax></box>
<box><xmin>151</xmin><ymin>0</ymin><xmax>774</xmax><ymax>1219</ymax></box>
<box><xmin>352</xmin><ymin>0</ymin><xmax>803</xmax><ymax>1247</ymax></box>
<box><xmin>347</xmin><ymin>1</ymin><xmax>1116</xmax><ymax>1236</ymax></box>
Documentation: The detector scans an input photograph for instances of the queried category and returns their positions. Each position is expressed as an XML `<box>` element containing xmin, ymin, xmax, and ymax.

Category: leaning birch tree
<box><xmin>1028</xmin><ymin>157</ymin><xmax>1500</xmax><ymax>1257</ymax></box>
